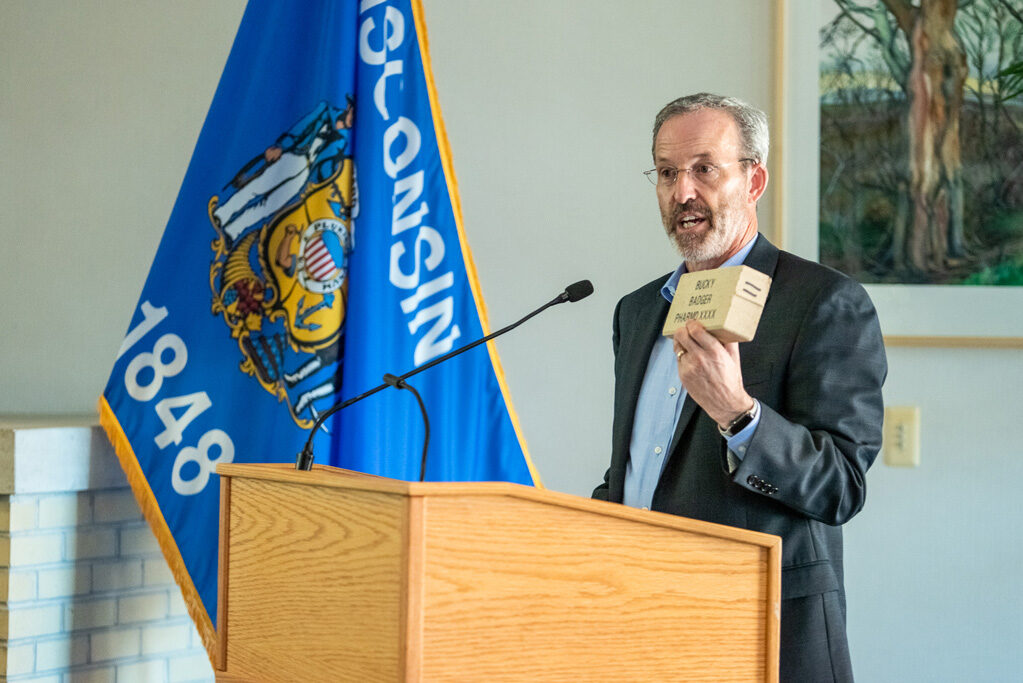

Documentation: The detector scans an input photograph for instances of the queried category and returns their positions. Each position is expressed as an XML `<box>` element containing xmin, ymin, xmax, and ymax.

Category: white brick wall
<box><xmin>2</xmin><ymin>569</ymin><xmax>38</xmax><ymax>602</ymax></box>
<box><xmin>4</xmin><ymin>605</ymin><xmax>64</xmax><ymax>639</ymax></box>
<box><xmin>37</xmin><ymin>566</ymin><xmax>91</xmax><ymax>600</ymax></box>
<box><xmin>116</xmin><ymin>658</ymin><xmax>166</xmax><ymax>681</ymax></box>
<box><xmin>37</xmin><ymin>494</ymin><xmax>91</xmax><ymax>530</ymax></box>
<box><xmin>9</xmin><ymin>534</ymin><xmax>65</xmax><ymax>566</ymax></box>
<box><xmin>1</xmin><ymin>425</ymin><xmax>214</xmax><ymax>682</ymax></box>
<box><xmin>91</xmin><ymin>560</ymin><xmax>143</xmax><ymax>594</ymax></box>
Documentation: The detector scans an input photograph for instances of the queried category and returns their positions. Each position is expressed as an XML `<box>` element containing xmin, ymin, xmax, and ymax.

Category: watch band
<box><xmin>718</xmin><ymin>399</ymin><xmax>759</xmax><ymax>438</ymax></box>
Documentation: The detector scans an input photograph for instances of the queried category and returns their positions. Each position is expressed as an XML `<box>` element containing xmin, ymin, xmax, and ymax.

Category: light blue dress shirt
<box><xmin>623</xmin><ymin>236</ymin><xmax>762</xmax><ymax>509</ymax></box>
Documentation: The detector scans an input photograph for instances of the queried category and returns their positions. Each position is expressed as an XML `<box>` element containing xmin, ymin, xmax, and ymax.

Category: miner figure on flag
<box><xmin>207</xmin><ymin>96</ymin><xmax>358</xmax><ymax>427</ymax></box>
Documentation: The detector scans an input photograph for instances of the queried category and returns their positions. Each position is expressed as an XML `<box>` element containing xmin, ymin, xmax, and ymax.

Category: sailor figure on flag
<box><xmin>211</xmin><ymin>97</ymin><xmax>356</xmax><ymax>245</ymax></box>
<box><xmin>100</xmin><ymin>2</ymin><xmax>536</xmax><ymax>663</ymax></box>
<box><xmin>208</xmin><ymin>97</ymin><xmax>357</xmax><ymax>427</ymax></box>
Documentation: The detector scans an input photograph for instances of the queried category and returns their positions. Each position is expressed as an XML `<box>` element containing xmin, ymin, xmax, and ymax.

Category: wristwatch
<box><xmin>718</xmin><ymin>399</ymin><xmax>760</xmax><ymax>438</ymax></box>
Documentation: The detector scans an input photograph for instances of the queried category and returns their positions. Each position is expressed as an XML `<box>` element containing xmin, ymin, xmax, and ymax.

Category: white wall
<box><xmin>845</xmin><ymin>347</ymin><xmax>1023</xmax><ymax>681</ymax></box>
<box><xmin>423</xmin><ymin>0</ymin><xmax>773</xmax><ymax>495</ymax></box>
<box><xmin>2</xmin><ymin>1</ymin><xmax>1020</xmax><ymax>680</ymax></box>
<box><xmin>0</xmin><ymin>0</ymin><xmax>245</xmax><ymax>420</ymax></box>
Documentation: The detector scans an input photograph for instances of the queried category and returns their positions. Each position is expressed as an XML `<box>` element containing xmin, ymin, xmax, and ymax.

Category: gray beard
<box><xmin>672</xmin><ymin>221</ymin><xmax>729</xmax><ymax>263</ymax></box>
<box><xmin>663</xmin><ymin>204</ymin><xmax>739</xmax><ymax>265</ymax></box>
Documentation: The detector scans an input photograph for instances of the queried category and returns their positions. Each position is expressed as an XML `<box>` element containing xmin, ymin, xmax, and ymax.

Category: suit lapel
<box><xmin>609</xmin><ymin>285</ymin><xmax>670</xmax><ymax>500</ymax></box>
<box><xmin>742</xmin><ymin>233</ymin><xmax>780</xmax><ymax>280</ymax></box>
<box><xmin>667</xmin><ymin>396</ymin><xmax>700</xmax><ymax>456</ymax></box>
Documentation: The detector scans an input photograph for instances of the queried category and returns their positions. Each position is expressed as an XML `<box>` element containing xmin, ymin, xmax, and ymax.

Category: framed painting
<box><xmin>774</xmin><ymin>0</ymin><xmax>1023</xmax><ymax>346</ymax></box>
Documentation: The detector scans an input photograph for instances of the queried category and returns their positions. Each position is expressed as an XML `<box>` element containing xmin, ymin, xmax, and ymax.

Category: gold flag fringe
<box><xmin>97</xmin><ymin>396</ymin><xmax>218</xmax><ymax>666</ymax></box>
<box><xmin>410</xmin><ymin>0</ymin><xmax>543</xmax><ymax>489</ymax></box>
<box><xmin>95</xmin><ymin>15</ymin><xmax>542</xmax><ymax>672</ymax></box>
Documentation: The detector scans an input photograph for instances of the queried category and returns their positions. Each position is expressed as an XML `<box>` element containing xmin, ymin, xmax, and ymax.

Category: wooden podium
<box><xmin>214</xmin><ymin>463</ymin><xmax>780</xmax><ymax>682</ymax></box>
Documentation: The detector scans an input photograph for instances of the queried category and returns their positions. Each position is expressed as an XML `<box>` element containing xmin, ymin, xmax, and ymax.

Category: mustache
<box><xmin>670</xmin><ymin>201</ymin><xmax>711</xmax><ymax>221</ymax></box>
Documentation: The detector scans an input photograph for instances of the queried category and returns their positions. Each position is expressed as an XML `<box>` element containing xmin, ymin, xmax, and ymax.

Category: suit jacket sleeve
<box><xmin>731</xmin><ymin>275</ymin><xmax>886</xmax><ymax>526</ymax></box>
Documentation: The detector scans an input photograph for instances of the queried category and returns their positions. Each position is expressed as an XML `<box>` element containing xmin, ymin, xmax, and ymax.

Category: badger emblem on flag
<box><xmin>207</xmin><ymin>98</ymin><xmax>356</xmax><ymax>427</ymax></box>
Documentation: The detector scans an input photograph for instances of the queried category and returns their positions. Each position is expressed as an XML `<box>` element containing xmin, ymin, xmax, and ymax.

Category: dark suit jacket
<box><xmin>593</xmin><ymin>236</ymin><xmax>886</xmax><ymax>682</ymax></box>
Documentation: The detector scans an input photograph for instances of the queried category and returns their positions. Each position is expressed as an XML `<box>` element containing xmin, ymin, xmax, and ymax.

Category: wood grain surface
<box><xmin>416</xmin><ymin>495</ymin><xmax>770</xmax><ymax>682</ymax></box>
<box><xmin>216</xmin><ymin>464</ymin><xmax>778</xmax><ymax>681</ymax></box>
<box><xmin>221</xmin><ymin>478</ymin><xmax>406</xmax><ymax>681</ymax></box>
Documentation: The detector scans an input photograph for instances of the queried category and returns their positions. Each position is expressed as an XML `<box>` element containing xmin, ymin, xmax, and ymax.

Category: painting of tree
<box><xmin>819</xmin><ymin>0</ymin><xmax>1023</xmax><ymax>284</ymax></box>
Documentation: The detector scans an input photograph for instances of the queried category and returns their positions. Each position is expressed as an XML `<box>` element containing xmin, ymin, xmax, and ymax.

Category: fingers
<box><xmin>684</xmin><ymin>320</ymin><xmax>718</xmax><ymax>350</ymax></box>
<box><xmin>675</xmin><ymin>322</ymin><xmax>744</xmax><ymax>367</ymax></box>
<box><xmin>672</xmin><ymin>328</ymin><xmax>690</xmax><ymax>359</ymax></box>
<box><xmin>674</xmin><ymin>320</ymin><xmax>721</xmax><ymax>355</ymax></box>
<box><xmin>724</xmin><ymin>340</ymin><xmax>741</xmax><ymax>363</ymax></box>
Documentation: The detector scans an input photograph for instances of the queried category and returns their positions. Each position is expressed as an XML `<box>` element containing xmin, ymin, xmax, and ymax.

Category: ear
<box><xmin>747</xmin><ymin>164</ymin><xmax>768</xmax><ymax>204</ymax></box>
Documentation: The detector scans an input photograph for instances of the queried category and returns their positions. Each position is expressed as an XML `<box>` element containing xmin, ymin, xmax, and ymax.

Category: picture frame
<box><xmin>773</xmin><ymin>0</ymin><xmax>1023</xmax><ymax>348</ymax></box>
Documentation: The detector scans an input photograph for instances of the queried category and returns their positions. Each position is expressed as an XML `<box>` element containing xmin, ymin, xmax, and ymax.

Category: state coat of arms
<box><xmin>207</xmin><ymin>98</ymin><xmax>357</xmax><ymax>428</ymax></box>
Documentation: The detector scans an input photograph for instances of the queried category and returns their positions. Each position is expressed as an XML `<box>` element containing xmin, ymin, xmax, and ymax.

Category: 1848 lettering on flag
<box><xmin>99</xmin><ymin>0</ymin><xmax>538</xmax><ymax>659</ymax></box>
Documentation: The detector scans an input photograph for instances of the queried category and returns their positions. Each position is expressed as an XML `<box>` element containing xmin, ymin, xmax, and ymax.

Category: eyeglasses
<box><xmin>643</xmin><ymin>159</ymin><xmax>756</xmax><ymax>187</ymax></box>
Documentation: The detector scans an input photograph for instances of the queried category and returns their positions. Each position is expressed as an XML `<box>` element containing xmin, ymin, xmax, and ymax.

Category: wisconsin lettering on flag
<box><xmin>99</xmin><ymin>0</ymin><xmax>538</xmax><ymax>659</ymax></box>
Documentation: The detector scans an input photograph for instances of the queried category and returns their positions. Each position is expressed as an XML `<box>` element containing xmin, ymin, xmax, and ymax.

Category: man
<box><xmin>593</xmin><ymin>93</ymin><xmax>886</xmax><ymax>682</ymax></box>
<box><xmin>213</xmin><ymin>98</ymin><xmax>356</xmax><ymax>243</ymax></box>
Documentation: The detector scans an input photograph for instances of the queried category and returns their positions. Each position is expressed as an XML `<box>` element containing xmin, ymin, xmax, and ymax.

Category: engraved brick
<box><xmin>38</xmin><ymin>565</ymin><xmax>91</xmax><ymax>599</ymax></box>
<box><xmin>9</xmin><ymin>533</ymin><xmax>64</xmax><ymax>566</ymax></box>
<box><xmin>142</xmin><ymin>621</ymin><xmax>192</xmax><ymax>654</ymax></box>
<box><xmin>38</xmin><ymin>493</ymin><xmax>91</xmax><ymax>529</ymax></box>
<box><xmin>119</xmin><ymin>525</ymin><xmax>160</xmax><ymax>557</ymax></box>
<box><xmin>93</xmin><ymin>490</ymin><xmax>142</xmax><ymax>524</ymax></box>
<box><xmin>65</xmin><ymin>598</ymin><xmax>117</xmax><ymax>630</ymax></box>
<box><xmin>35</xmin><ymin>634</ymin><xmax>89</xmax><ymax>671</ymax></box>
<box><xmin>118</xmin><ymin>592</ymin><xmax>168</xmax><ymax>623</ymax></box>
<box><xmin>89</xmin><ymin>626</ymin><xmax>140</xmax><ymax>661</ymax></box>
<box><xmin>168</xmin><ymin>652</ymin><xmax>215</xmax><ymax>682</ymax></box>
<box><xmin>66</xmin><ymin>528</ymin><xmax>117</xmax><ymax>560</ymax></box>
<box><xmin>91</xmin><ymin>559</ymin><xmax>143</xmax><ymax>593</ymax></box>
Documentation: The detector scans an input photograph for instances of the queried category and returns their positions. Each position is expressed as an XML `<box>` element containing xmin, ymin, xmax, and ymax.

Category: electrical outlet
<box><xmin>883</xmin><ymin>406</ymin><xmax>920</xmax><ymax>467</ymax></box>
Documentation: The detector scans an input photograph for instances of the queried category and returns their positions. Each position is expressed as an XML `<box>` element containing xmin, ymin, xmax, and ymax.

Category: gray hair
<box><xmin>652</xmin><ymin>93</ymin><xmax>769</xmax><ymax>165</ymax></box>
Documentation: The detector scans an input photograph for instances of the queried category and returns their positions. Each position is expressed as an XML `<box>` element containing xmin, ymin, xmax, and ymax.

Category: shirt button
<box><xmin>668</xmin><ymin>387</ymin><xmax>677</xmax><ymax>396</ymax></box>
<box><xmin>654</xmin><ymin>446</ymin><xmax>663</xmax><ymax>454</ymax></box>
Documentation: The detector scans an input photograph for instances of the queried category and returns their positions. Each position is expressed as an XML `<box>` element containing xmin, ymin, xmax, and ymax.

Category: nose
<box><xmin>671</xmin><ymin>170</ymin><xmax>699</xmax><ymax>204</ymax></box>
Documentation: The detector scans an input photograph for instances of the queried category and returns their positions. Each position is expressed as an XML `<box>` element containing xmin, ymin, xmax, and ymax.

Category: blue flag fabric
<box><xmin>99</xmin><ymin>0</ymin><xmax>537</xmax><ymax>656</ymax></box>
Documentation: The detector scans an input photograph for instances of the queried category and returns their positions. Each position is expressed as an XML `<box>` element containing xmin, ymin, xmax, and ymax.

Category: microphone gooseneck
<box><xmin>295</xmin><ymin>279</ymin><xmax>595</xmax><ymax>471</ymax></box>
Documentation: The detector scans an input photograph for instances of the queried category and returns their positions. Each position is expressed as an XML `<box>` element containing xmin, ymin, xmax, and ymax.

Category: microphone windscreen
<box><xmin>564</xmin><ymin>280</ymin><xmax>594</xmax><ymax>303</ymax></box>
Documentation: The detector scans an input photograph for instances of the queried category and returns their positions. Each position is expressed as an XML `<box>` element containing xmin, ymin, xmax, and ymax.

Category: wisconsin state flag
<box><xmin>99</xmin><ymin>0</ymin><xmax>538</xmax><ymax>659</ymax></box>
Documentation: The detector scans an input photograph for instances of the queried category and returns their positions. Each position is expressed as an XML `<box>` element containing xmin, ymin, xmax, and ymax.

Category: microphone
<box><xmin>561</xmin><ymin>280</ymin><xmax>594</xmax><ymax>303</ymax></box>
<box><xmin>295</xmin><ymin>279</ymin><xmax>594</xmax><ymax>471</ymax></box>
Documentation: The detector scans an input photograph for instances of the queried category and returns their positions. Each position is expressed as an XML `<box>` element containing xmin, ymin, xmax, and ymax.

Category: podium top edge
<box><xmin>215</xmin><ymin>462</ymin><xmax>780</xmax><ymax>549</ymax></box>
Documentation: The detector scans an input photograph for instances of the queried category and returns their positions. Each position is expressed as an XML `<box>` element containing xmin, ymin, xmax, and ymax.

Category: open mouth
<box><xmin>677</xmin><ymin>214</ymin><xmax>707</xmax><ymax>230</ymax></box>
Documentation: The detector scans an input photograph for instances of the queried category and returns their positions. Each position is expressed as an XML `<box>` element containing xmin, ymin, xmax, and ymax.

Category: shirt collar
<box><xmin>661</xmin><ymin>233</ymin><xmax>759</xmax><ymax>302</ymax></box>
